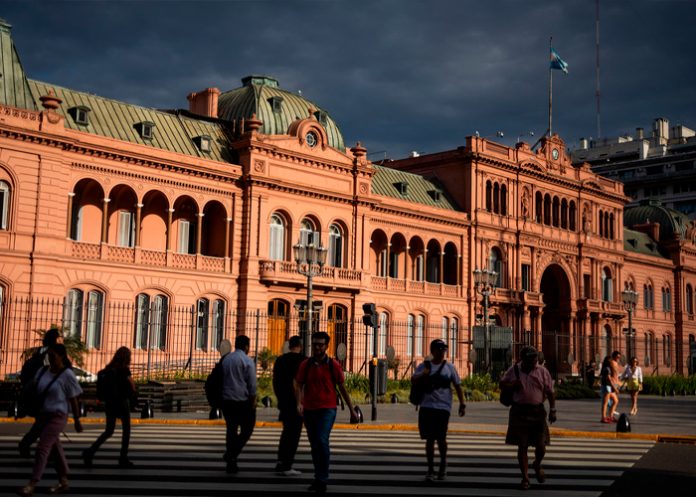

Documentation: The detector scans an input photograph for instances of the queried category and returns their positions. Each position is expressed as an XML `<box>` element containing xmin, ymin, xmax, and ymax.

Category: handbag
<box><xmin>409</xmin><ymin>361</ymin><xmax>446</xmax><ymax>406</ymax></box>
<box><xmin>499</xmin><ymin>364</ymin><xmax>520</xmax><ymax>407</ymax></box>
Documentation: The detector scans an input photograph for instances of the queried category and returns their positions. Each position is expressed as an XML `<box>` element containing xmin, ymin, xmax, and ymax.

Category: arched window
<box><xmin>598</xmin><ymin>210</ymin><xmax>604</xmax><ymax>238</ymax></box>
<box><xmin>535</xmin><ymin>192</ymin><xmax>543</xmax><ymax>223</ymax></box>
<box><xmin>687</xmin><ymin>285</ymin><xmax>694</xmax><ymax>314</ymax></box>
<box><xmin>378</xmin><ymin>311</ymin><xmax>388</xmax><ymax>356</ymax></box>
<box><xmin>211</xmin><ymin>299</ymin><xmax>225</xmax><ymax>351</ymax></box>
<box><xmin>85</xmin><ymin>290</ymin><xmax>104</xmax><ymax>349</ymax></box>
<box><xmin>609</xmin><ymin>213</ymin><xmax>615</xmax><ymax>240</ymax></box>
<box><xmin>300</xmin><ymin>218</ymin><xmax>319</xmax><ymax>246</ymax></box>
<box><xmin>328</xmin><ymin>223</ymin><xmax>344</xmax><ymax>267</ymax></box>
<box><xmin>134</xmin><ymin>293</ymin><xmax>150</xmax><ymax>350</ymax></box>
<box><xmin>415</xmin><ymin>315</ymin><xmax>425</xmax><ymax>357</ymax></box>
<box><xmin>441</xmin><ymin>317</ymin><xmax>449</xmax><ymax>343</ymax></box>
<box><xmin>485</xmin><ymin>181</ymin><xmax>492</xmax><ymax>211</ymax></box>
<box><xmin>117</xmin><ymin>209</ymin><xmax>135</xmax><ymax>247</ymax></box>
<box><xmin>489</xmin><ymin>248</ymin><xmax>503</xmax><ymax>288</ymax></box>
<box><xmin>643</xmin><ymin>284</ymin><xmax>654</xmax><ymax>310</ymax></box>
<box><xmin>449</xmin><ymin>317</ymin><xmax>459</xmax><ymax>359</ymax></box>
<box><xmin>543</xmin><ymin>195</ymin><xmax>551</xmax><ymax>225</ymax></box>
<box><xmin>196</xmin><ymin>298</ymin><xmax>209</xmax><ymax>350</ymax></box>
<box><xmin>0</xmin><ymin>180</ymin><xmax>10</xmax><ymax>230</ymax></box>
<box><xmin>662</xmin><ymin>287</ymin><xmax>672</xmax><ymax>312</ymax></box>
<box><xmin>663</xmin><ymin>334</ymin><xmax>672</xmax><ymax>366</ymax></box>
<box><xmin>493</xmin><ymin>183</ymin><xmax>500</xmax><ymax>214</ymax></box>
<box><xmin>552</xmin><ymin>196</ymin><xmax>560</xmax><ymax>227</ymax></box>
<box><xmin>644</xmin><ymin>332</ymin><xmax>655</xmax><ymax>366</ymax></box>
<box><xmin>407</xmin><ymin>314</ymin><xmax>415</xmax><ymax>357</ymax></box>
<box><xmin>602</xmin><ymin>268</ymin><xmax>613</xmax><ymax>302</ymax></box>
<box><xmin>269</xmin><ymin>213</ymin><xmax>286</xmax><ymax>261</ymax></box>
<box><xmin>151</xmin><ymin>294</ymin><xmax>168</xmax><ymax>350</ymax></box>
<box><xmin>500</xmin><ymin>184</ymin><xmax>507</xmax><ymax>215</ymax></box>
<box><xmin>63</xmin><ymin>289</ymin><xmax>84</xmax><ymax>339</ymax></box>
<box><xmin>569</xmin><ymin>201</ymin><xmax>577</xmax><ymax>231</ymax></box>
<box><xmin>560</xmin><ymin>199</ymin><xmax>568</xmax><ymax>229</ymax></box>
<box><xmin>63</xmin><ymin>288</ymin><xmax>104</xmax><ymax>348</ymax></box>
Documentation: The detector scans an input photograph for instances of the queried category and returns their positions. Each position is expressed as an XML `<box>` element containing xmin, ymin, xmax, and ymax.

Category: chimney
<box><xmin>186</xmin><ymin>87</ymin><xmax>221</xmax><ymax>118</ymax></box>
<box><xmin>652</xmin><ymin>117</ymin><xmax>669</xmax><ymax>145</ymax></box>
<box><xmin>632</xmin><ymin>221</ymin><xmax>660</xmax><ymax>242</ymax></box>
<box><xmin>579</xmin><ymin>137</ymin><xmax>589</xmax><ymax>150</ymax></box>
<box><xmin>636</xmin><ymin>127</ymin><xmax>644</xmax><ymax>140</ymax></box>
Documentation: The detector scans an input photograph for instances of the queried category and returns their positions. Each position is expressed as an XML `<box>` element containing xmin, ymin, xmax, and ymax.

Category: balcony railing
<box><xmin>373</xmin><ymin>276</ymin><xmax>461</xmax><ymax>297</ymax></box>
<box><xmin>70</xmin><ymin>241</ymin><xmax>227</xmax><ymax>273</ymax></box>
<box><xmin>258</xmin><ymin>260</ymin><xmax>363</xmax><ymax>289</ymax></box>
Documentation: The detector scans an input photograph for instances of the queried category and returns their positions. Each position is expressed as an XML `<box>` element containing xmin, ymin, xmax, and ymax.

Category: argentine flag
<box><xmin>550</xmin><ymin>48</ymin><xmax>569</xmax><ymax>74</ymax></box>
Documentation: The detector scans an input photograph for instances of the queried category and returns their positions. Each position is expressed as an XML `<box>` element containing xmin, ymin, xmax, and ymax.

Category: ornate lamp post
<box><xmin>473</xmin><ymin>267</ymin><xmax>498</xmax><ymax>373</ymax></box>
<box><xmin>621</xmin><ymin>289</ymin><xmax>639</xmax><ymax>359</ymax></box>
<box><xmin>293</xmin><ymin>241</ymin><xmax>328</xmax><ymax>356</ymax></box>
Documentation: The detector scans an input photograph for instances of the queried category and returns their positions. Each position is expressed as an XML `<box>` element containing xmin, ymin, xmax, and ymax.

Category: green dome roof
<box><xmin>624</xmin><ymin>199</ymin><xmax>690</xmax><ymax>240</ymax></box>
<box><xmin>218</xmin><ymin>76</ymin><xmax>345</xmax><ymax>151</ymax></box>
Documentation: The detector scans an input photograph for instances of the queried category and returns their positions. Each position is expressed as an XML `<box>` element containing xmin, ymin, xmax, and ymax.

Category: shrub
<box><xmin>643</xmin><ymin>374</ymin><xmax>696</xmax><ymax>396</ymax></box>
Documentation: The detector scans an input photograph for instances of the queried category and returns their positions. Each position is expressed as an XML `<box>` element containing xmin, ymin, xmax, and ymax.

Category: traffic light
<box><xmin>362</xmin><ymin>303</ymin><xmax>377</xmax><ymax>328</ymax></box>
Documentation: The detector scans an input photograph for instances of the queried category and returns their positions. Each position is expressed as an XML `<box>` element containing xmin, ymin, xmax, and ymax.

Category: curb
<box><xmin>3</xmin><ymin>417</ymin><xmax>695</xmax><ymax>443</ymax></box>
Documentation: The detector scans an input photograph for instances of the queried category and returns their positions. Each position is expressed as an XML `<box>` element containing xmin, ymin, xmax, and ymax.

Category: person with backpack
<box><xmin>272</xmin><ymin>335</ymin><xmax>305</xmax><ymax>476</ymax></box>
<box><xmin>17</xmin><ymin>344</ymin><xmax>83</xmax><ymax>497</ymax></box>
<box><xmin>499</xmin><ymin>346</ymin><xmax>556</xmax><ymax>491</ymax></box>
<box><xmin>82</xmin><ymin>347</ymin><xmax>136</xmax><ymax>468</ymax></box>
<box><xmin>221</xmin><ymin>335</ymin><xmax>257</xmax><ymax>474</ymax></box>
<box><xmin>411</xmin><ymin>339</ymin><xmax>466</xmax><ymax>482</ymax></box>
<box><xmin>18</xmin><ymin>328</ymin><xmax>60</xmax><ymax>458</ymax></box>
<box><xmin>294</xmin><ymin>331</ymin><xmax>358</xmax><ymax>495</ymax></box>
<box><xmin>205</xmin><ymin>339</ymin><xmax>232</xmax><ymax>411</ymax></box>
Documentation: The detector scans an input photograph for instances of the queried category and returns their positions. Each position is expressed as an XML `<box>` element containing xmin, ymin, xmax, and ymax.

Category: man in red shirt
<box><xmin>295</xmin><ymin>332</ymin><xmax>358</xmax><ymax>495</ymax></box>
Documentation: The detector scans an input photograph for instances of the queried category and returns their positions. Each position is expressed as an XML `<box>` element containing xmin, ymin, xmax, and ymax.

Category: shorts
<box><xmin>505</xmin><ymin>403</ymin><xmax>550</xmax><ymax>447</ymax></box>
<box><xmin>418</xmin><ymin>407</ymin><xmax>450</xmax><ymax>441</ymax></box>
<box><xmin>600</xmin><ymin>385</ymin><xmax>613</xmax><ymax>395</ymax></box>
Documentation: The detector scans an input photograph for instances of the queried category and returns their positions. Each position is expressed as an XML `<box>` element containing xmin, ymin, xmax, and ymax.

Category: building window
<box><xmin>134</xmin><ymin>293</ymin><xmax>168</xmax><ymax>350</ymax></box>
<box><xmin>643</xmin><ymin>284</ymin><xmax>654</xmax><ymax>309</ymax></box>
<box><xmin>663</xmin><ymin>334</ymin><xmax>672</xmax><ymax>366</ymax></box>
<box><xmin>414</xmin><ymin>254</ymin><xmax>424</xmax><ymax>281</ymax></box>
<box><xmin>584</xmin><ymin>274</ymin><xmax>591</xmax><ymax>299</ymax></box>
<box><xmin>196</xmin><ymin>298</ymin><xmax>210</xmax><ymax>350</ymax></box>
<box><xmin>212</xmin><ymin>299</ymin><xmax>225</xmax><ymax>351</ymax></box>
<box><xmin>662</xmin><ymin>287</ymin><xmax>672</xmax><ymax>312</ymax></box>
<box><xmin>194</xmin><ymin>135</ymin><xmax>212</xmax><ymax>152</ymax></box>
<box><xmin>136</xmin><ymin>121</ymin><xmax>155</xmax><ymax>140</ymax></box>
<box><xmin>407</xmin><ymin>314</ymin><xmax>414</xmax><ymax>357</ymax></box>
<box><xmin>118</xmin><ymin>210</ymin><xmax>135</xmax><ymax>247</ymax></box>
<box><xmin>177</xmin><ymin>219</ymin><xmax>196</xmax><ymax>254</ymax></box>
<box><xmin>441</xmin><ymin>317</ymin><xmax>449</xmax><ymax>344</ymax></box>
<box><xmin>269</xmin><ymin>96</ymin><xmax>284</xmax><ymax>113</ymax></box>
<box><xmin>300</xmin><ymin>218</ymin><xmax>318</xmax><ymax>246</ymax></box>
<box><xmin>489</xmin><ymin>248</ymin><xmax>503</xmax><ymax>288</ymax></box>
<box><xmin>69</xmin><ymin>106</ymin><xmax>90</xmax><ymax>126</ymax></box>
<box><xmin>521</xmin><ymin>264</ymin><xmax>531</xmax><ymax>291</ymax></box>
<box><xmin>485</xmin><ymin>181</ymin><xmax>492</xmax><ymax>211</ymax></box>
<box><xmin>687</xmin><ymin>285</ymin><xmax>693</xmax><ymax>314</ymax></box>
<box><xmin>449</xmin><ymin>317</ymin><xmax>459</xmax><ymax>359</ymax></box>
<box><xmin>63</xmin><ymin>289</ymin><xmax>84</xmax><ymax>339</ymax></box>
<box><xmin>269</xmin><ymin>214</ymin><xmax>286</xmax><ymax>260</ymax></box>
<box><xmin>0</xmin><ymin>285</ymin><xmax>4</xmax><ymax>332</ymax></box>
<box><xmin>415</xmin><ymin>315</ymin><xmax>425</xmax><ymax>357</ymax></box>
<box><xmin>328</xmin><ymin>224</ymin><xmax>343</xmax><ymax>267</ymax></box>
<box><xmin>63</xmin><ymin>289</ymin><xmax>104</xmax><ymax>348</ymax></box>
<box><xmin>601</xmin><ymin>268</ymin><xmax>613</xmax><ymax>302</ymax></box>
<box><xmin>0</xmin><ymin>181</ymin><xmax>9</xmax><ymax>230</ymax></box>
<box><xmin>134</xmin><ymin>293</ymin><xmax>150</xmax><ymax>350</ymax></box>
<box><xmin>378</xmin><ymin>311</ymin><xmax>388</xmax><ymax>356</ymax></box>
<box><xmin>388</xmin><ymin>250</ymin><xmax>399</xmax><ymax>278</ymax></box>
<box><xmin>85</xmin><ymin>290</ymin><xmax>104</xmax><ymax>349</ymax></box>
<box><xmin>644</xmin><ymin>332</ymin><xmax>654</xmax><ymax>366</ymax></box>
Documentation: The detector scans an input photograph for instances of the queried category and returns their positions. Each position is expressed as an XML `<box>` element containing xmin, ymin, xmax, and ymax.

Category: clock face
<box><xmin>306</xmin><ymin>131</ymin><xmax>318</xmax><ymax>148</ymax></box>
<box><xmin>552</xmin><ymin>148</ymin><xmax>559</xmax><ymax>160</ymax></box>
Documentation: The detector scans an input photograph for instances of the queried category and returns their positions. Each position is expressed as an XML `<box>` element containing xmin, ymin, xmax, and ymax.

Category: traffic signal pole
<box><xmin>362</xmin><ymin>303</ymin><xmax>379</xmax><ymax>421</ymax></box>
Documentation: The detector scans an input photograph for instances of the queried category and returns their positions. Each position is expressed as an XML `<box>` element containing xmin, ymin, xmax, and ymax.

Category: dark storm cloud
<box><xmin>2</xmin><ymin>0</ymin><xmax>695</xmax><ymax>158</ymax></box>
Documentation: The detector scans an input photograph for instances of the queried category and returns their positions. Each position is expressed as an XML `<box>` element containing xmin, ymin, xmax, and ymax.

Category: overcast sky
<box><xmin>2</xmin><ymin>0</ymin><xmax>695</xmax><ymax>159</ymax></box>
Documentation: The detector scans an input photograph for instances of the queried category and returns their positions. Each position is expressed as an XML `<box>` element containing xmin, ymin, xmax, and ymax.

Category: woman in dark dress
<box><xmin>83</xmin><ymin>347</ymin><xmax>136</xmax><ymax>468</ymax></box>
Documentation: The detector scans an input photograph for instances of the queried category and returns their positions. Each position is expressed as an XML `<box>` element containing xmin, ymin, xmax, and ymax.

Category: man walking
<box><xmin>411</xmin><ymin>339</ymin><xmax>466</xmax><ymax>482</ymax></box>
<box><xmin>272</xmin><ymin>335</ymin><xmax>305</xmax><ymax>476</ymax></box>
<box><xmin>221</xmin><ymin>334</ymin><xmax>257</xmax><ymax>474</ymax></box>
<box><xmin>295</xmin><ymin>331</ymin><xmax>358</xmax><ymax>495</ymax></box>
<box><xmin>500</xmin><ymin>346</ymin><xmax>556</xmax><ymax>490</ymax></box>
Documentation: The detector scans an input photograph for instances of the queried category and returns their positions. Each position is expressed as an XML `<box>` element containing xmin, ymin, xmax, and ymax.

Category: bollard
<box><xmin>261</xmin><ymin>396</ymin><xmax>272</xmax><ymax>408</ymax></box>
<box><xmin>616</xmin><ymin>413</ymin><xmax>631</xmax><ymax>433</ymax></box>
<box><xmin>390</xmin><ymin>393</ymin><xmax>398</xmax><ymax>404</ymax></box>
<box><xmin>8</xmin><ymin>401</ymin><xmax>19</xmax><ymax>419</ymax></box>
<box><xmin>209</xmin><ymin>407</ymin><xmax>222</xmax><ymax>420</ymax></box>
<box><xmin>79</xmin><ymin>402</ymin><xmax>87</xmax><ymax>418</ymax></box>
<box><xmin>140</xmin><ymin>400</ymin><xmax>154</xmax><ymax>419</ymax></box>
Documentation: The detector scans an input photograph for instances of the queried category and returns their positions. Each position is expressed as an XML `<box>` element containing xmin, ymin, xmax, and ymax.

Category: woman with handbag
<box><xmin>17</xmin><ymin>344</ymin><xmax>83</xmax><ymax>497</ymax></box>
<box><xmin>83</xmin><ymin>346</ymin><xmax>136</xmax><ymax>468</ymax></box>
<box><xmin>621</xmin><ymin>356</ymin><xmax>643</xmax><ymax>415</ymax></box>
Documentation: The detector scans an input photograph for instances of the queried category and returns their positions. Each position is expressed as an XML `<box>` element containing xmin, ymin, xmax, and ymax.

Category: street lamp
<box><xmin>621</xmin><ymin>289</ymin><xmax>639</xmax><ymax>359</ymax></box>
<box><xmin>473</xmin><ymin>267</ymin><xmax>498</xmax><ymax>373</ymax></box>
<box><xmin>293</xmin><ymin>241</ymin><xmax>328</xmax><ymax>356</ymax></box>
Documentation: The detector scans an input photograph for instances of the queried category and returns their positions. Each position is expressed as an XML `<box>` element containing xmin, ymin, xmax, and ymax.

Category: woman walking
<box><xmin>621</xmin><ymin>356</ymin><xmax>643</xmax><ymax>415</ymax></box>
<box><xmin>17</xmin><ymin>344</ymin><xmax>83</xmax><ymax>496</ymax></box>
<box><xmin>83</xmin><ymin>347</ymin><xmax>136</xmax><ymax>468</ymax></box>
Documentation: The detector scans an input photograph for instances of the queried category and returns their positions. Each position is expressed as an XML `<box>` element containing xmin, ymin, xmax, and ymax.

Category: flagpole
<box><xmin>549</xmin><ymin>36</ymin><xmax>553</xmax><ymax>137</ymax></box>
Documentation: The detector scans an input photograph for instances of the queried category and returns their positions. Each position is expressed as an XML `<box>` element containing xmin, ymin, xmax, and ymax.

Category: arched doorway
<box><xmin>540</xmin><ymin>264</ymin><xmax>572</xmax><ymax>378</ymax></box>
<box><xmin>267</xmin><ymin>299</ymin><xmax>290</xmax><ymax>355</ymax></box>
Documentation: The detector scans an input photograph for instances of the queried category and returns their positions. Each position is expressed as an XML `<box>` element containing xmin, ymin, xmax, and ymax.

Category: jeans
<box><xmin>277</xmin><ymin>409</ymin><xmax>303</xmax><ymax>470</ymax></box>
<box><xmin>86</xmin><ymin>401</ymin><xmax>131</xmax><ymax>460</ymax></box>
<box><xmin>303</xmin><ymin>408</ymin><xmax>337</xmax><ymax>484</ymax></box>
<box><xmin>221</xmin><ymin>400</ymin><xmax>256</xmax><ymax>462</ymax></box>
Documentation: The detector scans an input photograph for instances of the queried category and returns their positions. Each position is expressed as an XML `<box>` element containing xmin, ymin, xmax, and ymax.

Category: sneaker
<box><xmin>118</xmin><ymin>458</ymin><xmax>135</xmax><ymax>469</ymax></box>
<box><xmin>282</xmin><ymin>468</ymin><xmax>302</xmax><ymax>477</ymax></box>
<box><xmin>226</xmin><ymin>461</ymin><xmax>239</xmax><ymax>474</ymax></box>
<box><xmin>437</xmin><ymin>471</ymin><xmax>447</xmax><ymax>481</ymax></box>
<box><xmin>601</xmin><ymin>417</ymin><xmax>611</xmax><ymax>423</ymax></box>
<box><xmin>308</xmin><ymin>481</ymin><xmax>327</xmax><ymax>494</ymax></box>
<box><xmin>425</xmin><ymin>472</ymin><xmax>435</xmax><ymax>482</ymax></box>
<box><xmin>610</xmin><ymin>417</ymin><xmax>618</xmax><ymax>423</ymax></box>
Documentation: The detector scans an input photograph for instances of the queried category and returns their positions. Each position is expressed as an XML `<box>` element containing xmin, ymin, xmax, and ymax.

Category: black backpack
<box><xmin>205</xmin><ymin>360</ymin><xmax>224</xmax><ymax>408</ymax></box>
<box><xmin>96</xmin><ymin>368</ymin><xmax>118</xmax><ymax>402</ymax></box>
<box><xmin>20</xmin><ymin>349</ymin><xmax>46</xmax><ymax>386</ymax></box>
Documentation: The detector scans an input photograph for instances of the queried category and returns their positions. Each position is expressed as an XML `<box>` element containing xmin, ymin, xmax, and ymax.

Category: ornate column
<box><xmin>166</xmin><ymin>208</ymin><xmax>174</xmax><ymax>251</ymax></box>
<box><xmin>196</xmin><ymin>212</ymin><xmax>204</xmax><ymax>255</ymax></box>
<box><xmin>101</xmin><ymin>198</ymin><xmax>110</xmax><ymax>243</ymax></box>
<box><xmin>66</xmin><ymin>192</ymin><xmax>75</xmax><ymax>238</ymax></box>
<box><xmin>134</xmin><ymin>203</ymin><xmax>143</xmax><ymax>247</ymax></box>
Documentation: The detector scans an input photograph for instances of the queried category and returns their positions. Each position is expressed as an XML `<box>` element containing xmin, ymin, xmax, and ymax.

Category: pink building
<box><xmin>0</xmin><ymin>19</ymin><xmax>693</xmax><ymax>379</ymax></box>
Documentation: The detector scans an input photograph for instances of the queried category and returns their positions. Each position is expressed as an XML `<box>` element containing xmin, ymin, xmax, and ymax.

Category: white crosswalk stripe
<box><xmin>0</xmin><ymin>424</ymin><xmax>654</xmax><ymax>496</ymax></box>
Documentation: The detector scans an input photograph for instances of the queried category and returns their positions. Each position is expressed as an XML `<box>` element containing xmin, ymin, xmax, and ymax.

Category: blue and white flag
<box><xmin>550</xmin><ymin>48</ymin><xmax>569</xmax><ymax>74</ymax></box>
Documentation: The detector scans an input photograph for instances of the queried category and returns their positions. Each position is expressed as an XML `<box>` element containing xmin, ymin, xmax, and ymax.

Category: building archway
<box><xmin>540</xmin><ymin>264</ymin><xmax>572</xmax><ymax>377</ymax></box>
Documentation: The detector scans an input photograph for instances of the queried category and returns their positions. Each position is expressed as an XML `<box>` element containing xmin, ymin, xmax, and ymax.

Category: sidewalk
<box><xmin>5</xmin><ymin>395</ymin><xmax>693</xmax><ymax>441</ymax></box>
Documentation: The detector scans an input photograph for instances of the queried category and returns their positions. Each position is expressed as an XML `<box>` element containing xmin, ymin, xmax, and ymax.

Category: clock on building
<box><xmin>306</xmin><ymin>131</ymin><xmax>318</xmax><ymax>148</ymax></box>
<box><xmin>552</xmin><ymin>148</ymin><xmax>559</xmax><ymax>160</ymax></box>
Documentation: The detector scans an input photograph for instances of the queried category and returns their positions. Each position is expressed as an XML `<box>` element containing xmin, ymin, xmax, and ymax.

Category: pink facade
<box><xmin>0</xmin><ymin>20</ymin><xmax>694</xmax><ymax>379</ymax></box>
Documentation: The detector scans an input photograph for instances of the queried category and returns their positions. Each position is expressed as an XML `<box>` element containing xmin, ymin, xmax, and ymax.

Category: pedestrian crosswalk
<box><xmin>0</xmin><ymin>424</ymin><xmax>654</xmax><ymax>496</ymax></box>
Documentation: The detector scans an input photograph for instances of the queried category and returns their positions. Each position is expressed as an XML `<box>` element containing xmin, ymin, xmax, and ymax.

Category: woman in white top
<box><xmin>621</xmin><ymin>356</ymin><xmax>643</xmax><ymax>415</ymax></box>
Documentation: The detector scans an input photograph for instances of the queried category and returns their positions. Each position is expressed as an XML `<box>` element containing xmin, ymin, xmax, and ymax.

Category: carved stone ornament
<box><xmin>359</xmin><ymin>183</ymin><xmax>369</xmax><ymax>195</ymax></box>
<box><xmin>254</xmin><ymin>160</ymin><xmax>266</xmax><ymax>173</ymax></box>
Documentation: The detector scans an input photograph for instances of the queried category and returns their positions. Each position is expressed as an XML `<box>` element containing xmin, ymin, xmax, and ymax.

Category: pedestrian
<box><xmin>221</xmin><ymin>334</ymin><xmax>257</xmax><ymax>474</ymax></box>
<box><xmin>272</xmin><ymin>335</ymin><xmax>306</xmax><ymax>476</ymax></box>
<box><xmin>621</xmin><ymin>356</ymin><xmax>643</xmax><ymax>415</ymax></box>
<box><xmin>294</xmin><ymin>331</ymin><xmax>358</xmax><ymax>495</ymax></box>
<box><xmin>585</xmin><ymin>359</ymin><xmax>597</xmax><ymax>388</ymax></box>
<box><xmin>411</xmin><ymin>338</ymin><xmax>466</xmax><ymax>482</ymax></box>
<box><xmin>17</xmin><ymin>344</ymin><xmax>83</xmax><ymax>497</ymax></box>
<box><xmin>18</xmin><ymin>328</ymin><xmax>61</xmax><ymax>458</ymax></box>
<box><xmin>499</xmin><ymin>345</ymin><xmax>556</xmax><ymax>491</ymax></box>
<box><xmin>600</xmin><ymin>351</ymin><xmax>622</xmax><ymax>423</ymax></box>
<box><xmin>83</xmin><ymin>346</ymin><xmax>136</xmax><ymax>468</ymax></box>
